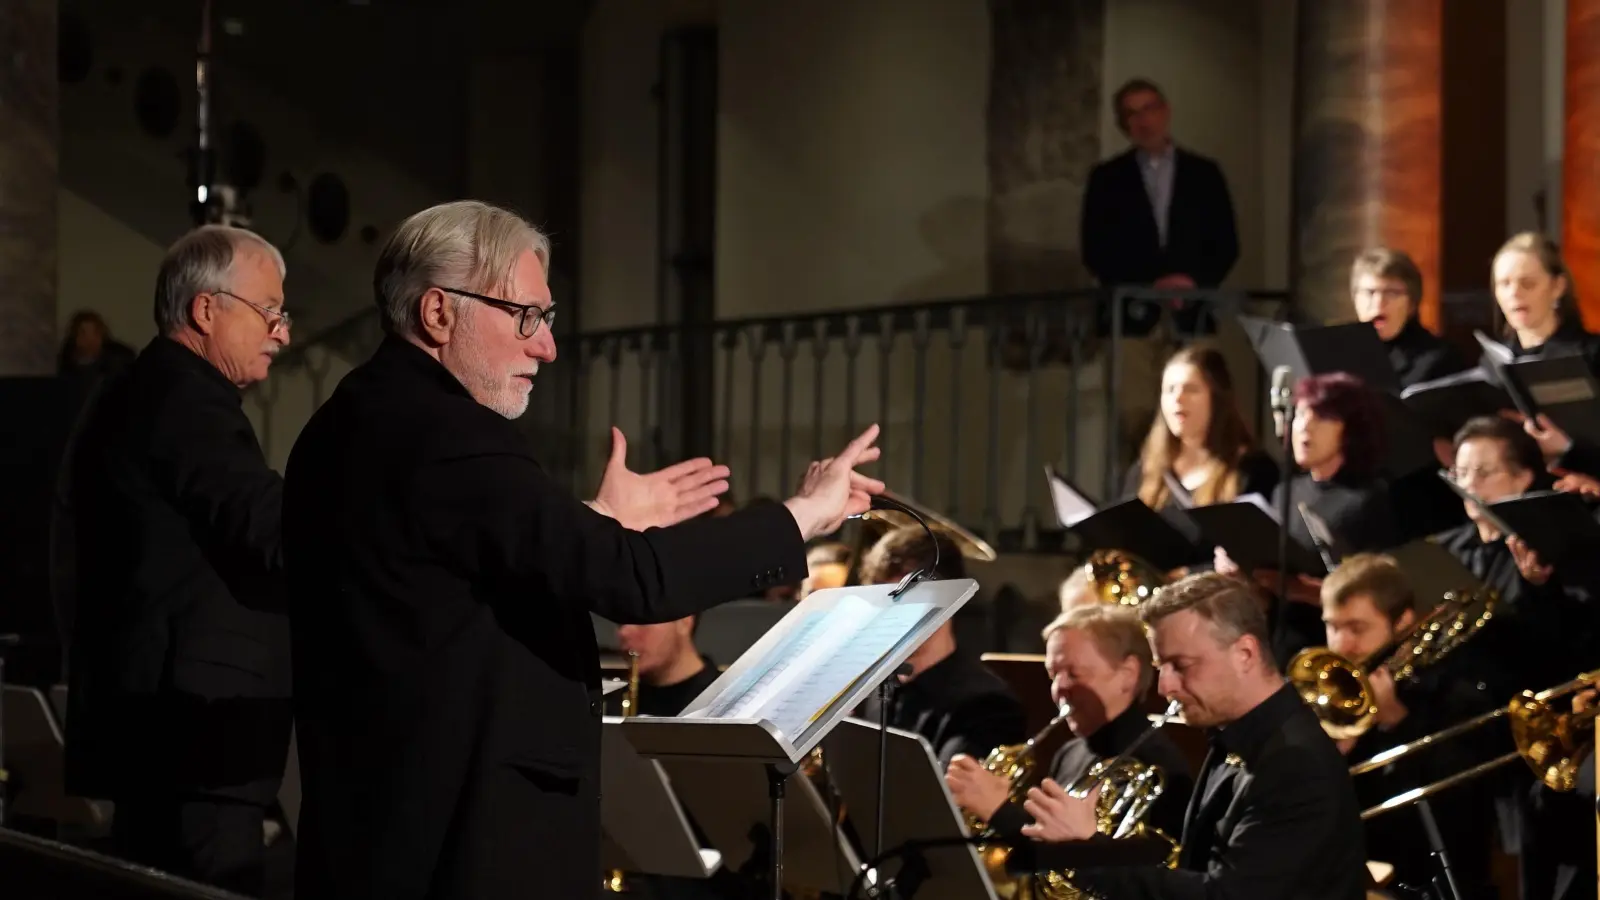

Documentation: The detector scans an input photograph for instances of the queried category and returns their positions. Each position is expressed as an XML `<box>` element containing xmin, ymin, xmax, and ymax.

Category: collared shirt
<box><xmin>1136</xmin><ymin>144</ymin><xmax>1176</xmax><ymax>246</ymax></box>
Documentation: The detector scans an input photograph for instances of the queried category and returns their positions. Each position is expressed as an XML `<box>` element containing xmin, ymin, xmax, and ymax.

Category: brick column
<box><xmin>1292</xmin><ymin>0</ymin><xmax>1443</xmax><ymax>328</ymax></box>
<box><xmin>0</xmin><ymin>0</ymin><xmax>58</xmax><ymax>375</ymax></box>
<box><xmin>1564</xmin><ymin>0</ymin><xmax>1600</xmax><ymax>330</ymax></box>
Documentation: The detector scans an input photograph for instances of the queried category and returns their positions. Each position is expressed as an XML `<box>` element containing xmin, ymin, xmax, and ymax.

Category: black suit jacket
<box><xmin>283</xmin><ymin>338</ymin><xmax>808</xmax><ymax>900</ymax></box>
<box><xmin>1013</xmin><ymin>684</ymin><xmax>1367</xmax><ymax>900</ymax></box>
<box><xmin>856</xmin><ymin>650</ymin><xmax>1027</xmax><ymax>771</ymax></box>
<box><xmin>60</xmin><ymin>337</ymin><xmax>291</xmax><ymax>805</ymax></box>
<box><xmin>1080</xmin><ymin>147</ymin><xmax>1239</xmax><ymax>288</ymax></box>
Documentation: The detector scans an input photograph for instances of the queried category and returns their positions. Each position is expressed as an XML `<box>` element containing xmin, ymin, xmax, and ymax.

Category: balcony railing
<box><xmin>260</xmin><ymin>288</ymin><xmax>1292</xmax><ymax>553</ymax></box>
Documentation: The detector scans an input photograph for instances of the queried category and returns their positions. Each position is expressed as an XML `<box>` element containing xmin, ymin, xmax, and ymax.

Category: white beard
<box><xmin>444</xmin><ymin>310</ymin><xmax>531</xmax><ymax>420</ymax></box>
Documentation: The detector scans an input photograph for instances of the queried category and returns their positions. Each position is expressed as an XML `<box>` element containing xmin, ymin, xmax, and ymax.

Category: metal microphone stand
<box><xmin>1275</xmin><ymin>403</ymin><xmax>1295</xmax><ymax>604</ymax></box>
<box><xmin>1415</xmin><ymin>798</ymin><xmax>1464</xmax><ymax>900</ymax></box>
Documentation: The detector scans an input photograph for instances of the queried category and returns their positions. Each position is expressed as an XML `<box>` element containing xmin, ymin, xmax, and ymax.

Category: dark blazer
<box><xmin>1080</xmin><ymin>146</ymin><xmax>1239</xmax><ymax>289</ymax></box>
<box><xmin>283</xmin><ymin>338</ymin><xmax>809</xmax><ymax>900</ymax></box>
<box><xmin>60</xmin><ymin>337</ymin><xmax>291</xmax><ymax>806</ymax></box>
<box><xmin>1385</xmin><ymin>318</ymin><xmax>1470</xmax><ymax>390</ymax></box>
<box><xmin>1012</xmin><ymin>683</ymin><xmax>1367</xmax><ymax>900</ymax></box>
<box><xmin>855</xmin><ymin>650</ymin><xmax>1027</xmax><ymax>771</ymax></box>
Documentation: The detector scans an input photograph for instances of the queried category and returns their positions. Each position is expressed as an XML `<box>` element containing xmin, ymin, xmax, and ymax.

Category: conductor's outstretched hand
<box><xmin>591</xmin><ymin>427</ymin><xmax>731</xmax><ymax>530</ymax></box>
<box><xmin>784</xmin><ymin>425</ymin><xmax>886</xmax><ymax>540</ymax></box>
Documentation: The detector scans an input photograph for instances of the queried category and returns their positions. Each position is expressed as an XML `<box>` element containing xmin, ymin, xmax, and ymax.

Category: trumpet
<box><xmin>602</xmin><ymin>652</ymin><xmax>641</xmax><ymax>894</ymax></box>
<box><xmin>1287</xmin><ymin>589</ymin><xmax>1496</xmax><ymax>740</ymax></box>
<box><xmin>1352</xmin><ymin>668</ymin><xmax>1600</xmax><ymax>819</ymax></box>
<box><xmin>1080</xmin><ymin>549</ymin><xmax>1167</xmax><ymax>607</ymax></box>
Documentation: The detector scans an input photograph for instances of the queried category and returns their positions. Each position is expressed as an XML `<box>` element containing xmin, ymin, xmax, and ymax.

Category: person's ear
<box><xmin>189</xmin><ymin>292</ymin><xmax>220</xmax><ymax>335</ymax></box>
<box><xmin>417</xmin><ymin>287</ymin><xmax>458</xmax><ymax>346</ymax></box>
<box><xmin>1394</xmin><ymin>609</ymin><xmax>1416</xmax><ymax>635</ymax></box>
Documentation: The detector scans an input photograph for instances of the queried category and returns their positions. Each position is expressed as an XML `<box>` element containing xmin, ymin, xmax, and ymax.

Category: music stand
<box><xmin>623</xmin><ymin>579</ymin><xmax>979</xmax><ymax>900</ymax></box>
<box><xmin>600</xmin><ymin>717</ymin><xmax>724</xmax><ymax>881</ymax></box>
<box><xmin>661</xmin><ymin>757</ymin><xmax>858</xmax><ymax>893</ymax></box>
<box><xmin>821</xmin><ymin>718</ymin><xmax>998</xmax><ymax>900</ymax></box>
<box><xmin>1</xmin><ymin>685</ymin><xmax>105</xmax><ymax>829</ymax></box>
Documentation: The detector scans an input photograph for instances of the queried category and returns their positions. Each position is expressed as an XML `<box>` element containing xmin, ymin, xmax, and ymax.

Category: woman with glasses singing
<box><xmin>1433</xmin><ymin>414</ymin><xmax>1600</xmax><ymax>900</ymax></box>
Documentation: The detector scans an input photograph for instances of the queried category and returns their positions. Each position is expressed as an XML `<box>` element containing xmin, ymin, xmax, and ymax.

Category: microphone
<box><xmin>1270</xmin><ymin>365</ymin><xmax>1295</xmax><ymax>439</ymax></box>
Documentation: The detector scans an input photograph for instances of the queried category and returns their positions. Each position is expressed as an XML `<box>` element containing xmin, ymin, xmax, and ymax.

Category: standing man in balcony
<box><xmin>282</xmin><ymin>200</ymin><xmax>884</xmax><ymax>900</ymax></box>
<box><xmin>58</xmin><ymin>224</ymin><xmax>296</xmax><ymax>898</ymax></box>
<box><xmin>1080</xmin><ymin>78</ymin><xmax>1240</xmax><ymax>296</ymax></box>
<box><xmin>1080</xmin><ymin>78</ymin><xmax>1240</xmax><ymax>463</ymax></box>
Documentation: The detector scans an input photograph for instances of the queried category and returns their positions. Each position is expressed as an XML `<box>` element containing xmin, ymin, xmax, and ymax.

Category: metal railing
<box><xmin>260</xmin><ymin>288</ymin><xmax>1291</xmax><ymax>552</ymax></box>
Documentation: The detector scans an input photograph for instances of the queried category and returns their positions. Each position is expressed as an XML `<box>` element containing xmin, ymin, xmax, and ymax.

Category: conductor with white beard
<box><xmin>282</xmin><ymin>200</ymin><xmax>884</xmax><ymax>900</ymax></box>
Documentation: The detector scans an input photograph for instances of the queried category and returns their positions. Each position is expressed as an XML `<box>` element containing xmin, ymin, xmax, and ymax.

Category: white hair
<box><xmin>373</xmin><ymin>200</ymin><xmax>551</xmax><ymax>336</ymax></box>
<box><xmin>152</xmin><ymin>225</ymin><xmax>286</xmax><ymax>336</ymax></box>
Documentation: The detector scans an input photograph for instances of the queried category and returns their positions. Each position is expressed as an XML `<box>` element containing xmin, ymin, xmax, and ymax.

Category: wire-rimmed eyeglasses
<box><xmin>440</xmin><ymin>286</ymin><xmax>557</xmax><ymax>339</ymax></box>
<box><xmin>215</xmin><ymin>290</ymin><xmax>292</xmax><ymax>335</ymax></box>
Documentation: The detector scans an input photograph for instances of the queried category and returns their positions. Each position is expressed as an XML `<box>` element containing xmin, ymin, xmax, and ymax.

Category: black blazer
<box><xmin>1080</xmin><ymin>147</ymin><xmax>1239</xmax><ymax>288</ymax></box>
<box><xmin>59</xmin><ymin>337</ymin><xmax>291</xmax><ymax>806</ymax></box>
<box><xmin>1013</xmin><ymin>684</ymin><xmax>1367</xmax><ymax>900</ymax></box>
<box><xmin>283</xmin><ymin>338</ymin><xmax>809</xmax><ymax>900</ymax></box>
<box><xmin>855</xmin><ymin>650</ymin><xmax>1027</xmax><ymax>771</ymax></box>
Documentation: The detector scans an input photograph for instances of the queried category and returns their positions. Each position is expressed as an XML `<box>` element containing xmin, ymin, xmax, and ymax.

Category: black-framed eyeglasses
<box><xmin>215</xmin><ymin>290</ymin><xmax>292</xmax><ymax>334</ymax></box>
<box><xmin>440</xmin><ymin>286</ymin><xmax>556</xmax><ymax>339</ymax></box>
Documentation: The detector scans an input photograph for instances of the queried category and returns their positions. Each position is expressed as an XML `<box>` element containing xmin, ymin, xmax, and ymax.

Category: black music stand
<box><xmin>1</xmin><ymin>685</ymin><xmax>106</xmax><ymax>831</ymax></box>
<box><xmin>622</xmin><ymin>579</ymin><xmax>979</xmax><ymax>900</ymax></box>
<box><xmin>599</xmin><ymin>717</ymin><xmax>724</xmax><ymax>881</ymax></box>
<box><xmin>821</xmin><ymin>718</ymin><xmax>998</xmax><ymax>900</ymax></box>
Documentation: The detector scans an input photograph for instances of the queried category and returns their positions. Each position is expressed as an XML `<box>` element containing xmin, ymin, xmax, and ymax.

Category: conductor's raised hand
<box><xmin>784</xmin><ymin>424</ymin><xmax>885</xmax><ymax>540</ymax></box>
<box><xmin>591</xmin><ymin>427</ymin><xmax>731</xmax><ymax>530</ymax></box>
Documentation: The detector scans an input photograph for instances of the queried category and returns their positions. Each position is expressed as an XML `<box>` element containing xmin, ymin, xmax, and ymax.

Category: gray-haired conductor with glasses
<box><xmin>57</xmin><ymin>224</ymin><xmax>296</xmax><ymax>898</ymax></box>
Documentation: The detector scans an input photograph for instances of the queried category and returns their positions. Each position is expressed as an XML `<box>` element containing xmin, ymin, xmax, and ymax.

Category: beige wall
<box><xmin>717</xmin><ymin>0</ymin><xmax>991</xmax><ymax>319</ymax></box>
<box><xmin>58</xmin><ymin>190</ymin><xmax>164</xmax><ymax>349</ymax></box>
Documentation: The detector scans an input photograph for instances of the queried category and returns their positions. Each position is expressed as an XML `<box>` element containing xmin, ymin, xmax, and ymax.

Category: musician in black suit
<box><xmin>1080</xmin><ymin>79</ymin><xmax>1239</xmax><ymax>295</ymax></box>
<box><xmin>1009</xmin><ymin>572</ymin><xmax>1367</xmax><ymax>900</ymax></box>
<box><xmin>59</xmin><ymin>225</ymin><xmax>296</xmax><ymax>897</ymax></box>
<box><xmin>612</xmin><ymin>616</ymin><xmax>720</xmax><ymax>718</ymax></box>
<box><xmin>1318</xmin><ymin>554</ymin><xmax>1498</xmax><ymax>899</ymax></box>
<box><xmin>282</xmin><ymin>200</ymin><xmax>884</xmax><ymax>900</ymax></box>
<box><xmin>854</xmin><ymin>525</ymin><xmax>1026</xmax><ymax>769</ymax></box>
<box><xmin>946</xmin><ymin>604</ymin><xmax>1192</xmax><ymax>842</ymax></box>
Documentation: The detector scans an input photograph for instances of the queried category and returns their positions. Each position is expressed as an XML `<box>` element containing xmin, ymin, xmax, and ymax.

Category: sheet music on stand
<box><xmin>624</xmin><ymin>580</ymin><xmax>978</xmax><ymax>765</ymax></box>
<box><xmin>622</xmin><ymin>580</ymin><xmax>978</xmax><ymax>900</ymax></box>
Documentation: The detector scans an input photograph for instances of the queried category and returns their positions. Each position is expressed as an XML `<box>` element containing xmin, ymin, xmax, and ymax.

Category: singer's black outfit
<box><xmin>1009</xmin><ymin>683</ymin><xmax>1367</xmax><ymax>900</ymax></box>
<box><xmin>984</xmin><ymin>703</ymin><xmax>1193</xmax><ymax>842</ymax></box>
<box><xmin>58</xmin><ymin>337</ymin><xmax>293</xmax><ymax>898</ymax></box>
<box><xmin>1433</xmin><ymin>519</ymin><xmax>1600</xmax><ymax>900</ymax></box>
<box><xmin>1268</xmin><ymin>470</ymin><xmax>1398</xmax><ymax>661</ymax></box>
<box><xmin>283</xmin><ymin>337</ymin><xmax>809</xmax><ymax>900</ymax></box>
<box><xmin>855</xmin><ymin>650</ymin><xmax>1027</xmax><ymax>770</ymax></box>
<box><xmin>1385</xmin><ymin>317</ymin><xmax>1470</xmax><ymax>390</ymax></box>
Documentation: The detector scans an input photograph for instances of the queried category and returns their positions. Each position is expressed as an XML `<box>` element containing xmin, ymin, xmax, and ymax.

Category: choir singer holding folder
<box><xmin>281</xmin><ymin>200</ymin><xmax>887</xmax><ymax>900</ymax></box>
<box><xmin>1215</xmin><ymin>373</ymin><xmax>1396</xmax><ymax>660</ymax></box>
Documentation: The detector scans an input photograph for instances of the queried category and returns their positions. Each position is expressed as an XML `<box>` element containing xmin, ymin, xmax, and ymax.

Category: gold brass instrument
<box><xmin>966</xmin><ymin>701</ymin><xmax>1076</xmax><ymax>836</ymax></box>
<box><xmin>977</xmin><ymin>701</ymin><xmax>1183</xmax><ymax>900</ymax></box>
<box><xmin>1080</xmin><ymin>549</ymin><xmax>1167</xmax><ymax>607</ymax></box>
<box><xmin>602</xmin><ymin>652</ymin><xmax>642</xmax><ymax>894</ymax></box>
<box><xmin>1287</xmin><ymin>589</ymin><xmax>1497</xmax><ymax>740</ymax></box>
<box><xmin>1352</xmin><ymin>668</ymin><xmax>1600</xmax><ymax>819</ymax></box>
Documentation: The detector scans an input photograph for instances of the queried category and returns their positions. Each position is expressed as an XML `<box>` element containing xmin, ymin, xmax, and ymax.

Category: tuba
<box><xmin>1289</xmin><ymin>589</ymin><xmax>1496</xmax><ymax>740</ymax></box>
<box><xmin>1081</xmin><ymin>549</ymin><xmax>1167</xmax><ymax>607</ymax></box>
<box><xmin>602</xmin><ymin>652</ymin><xmax>642</xmax><ymax>894</ymax></box>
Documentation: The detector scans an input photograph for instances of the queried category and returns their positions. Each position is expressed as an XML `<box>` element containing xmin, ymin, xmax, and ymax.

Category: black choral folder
<box><xmin>1239</xmin><ymin>315</ymin><xmax>1400</xmax><ymax>394</ymax></box>
<box><xmin>1399</xmin><ymin>367</ymin><xmax>1517</xmax><ymax>438</ymax></box>
<box><xmin>1487</xmin><ymin>490</ymin><xmax>1600</xmax><ymax>566</ymax></box>
<box><xmin>1506</xmin><ymin>353</ymin><xmax>1600</xmax><ymax>449</ymax></box>
<box><xmin>1184</xmin><ymin>495</ymin><xmax>1328</xmax><ymax>576</ymax></box>
<box><xmin>1044</xmin><ymin>466</ymin><xmax>1198</xmax><ymax>572</ymax></box>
